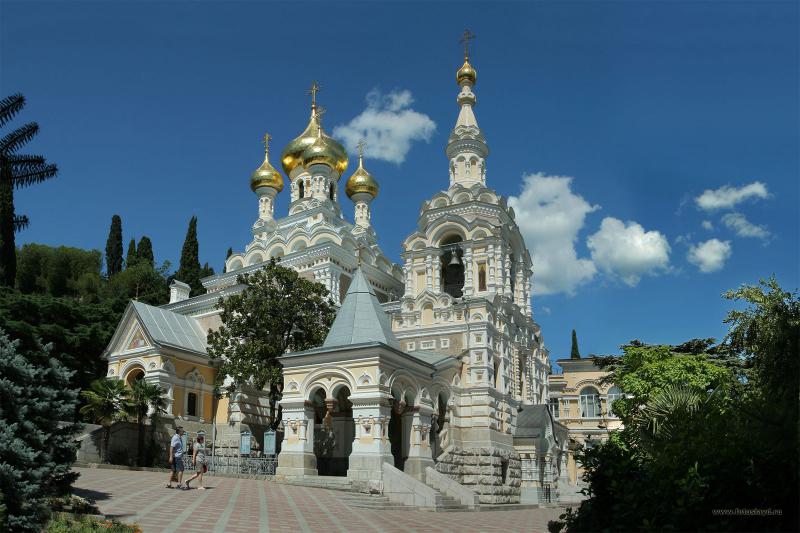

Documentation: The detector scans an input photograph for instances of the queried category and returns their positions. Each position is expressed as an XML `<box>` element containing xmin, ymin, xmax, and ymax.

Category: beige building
<box><xmin>102</xmin><ymin>47</ymin><xmax>571</xmax><ymax>506</ymax></box>
<box><xmin>548</xmin><ymin>357</ymin><xmax>624</xmax><ymax>487</ymax></box>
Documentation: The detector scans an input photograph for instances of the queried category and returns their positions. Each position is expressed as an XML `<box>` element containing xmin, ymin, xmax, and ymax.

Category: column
<box><xmin>348</xmin><ymin>396</ymin><xmax>394</xmax><ymax>492</ymax></box>
<box><xmin>275</xmin><ymin>400</ymin><xmax>317</xmax><ymax>478</ymax></box>
<box><xmin>404</xmin><ymin>404</ymin><xmax>435</xmax><ymax>481</ymax></box>
<box><xmin>463</xmin><ymin>246</ymin><xmax>474</xmax><ymax>296</ymax></box>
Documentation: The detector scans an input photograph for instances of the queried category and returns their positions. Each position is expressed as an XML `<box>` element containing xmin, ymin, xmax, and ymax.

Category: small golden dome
<box><xmin>345</xmin><ymin>153</ymin><xmax>379</xmax><ymax>198</ymax></box>
<box><xmin>251</xmin><ymin>134</ymin><xmax>284</xmax><ymax>192</ymax></box>
<box><xmin>301</xmin><ymin>127</ymin><xmax>344</xmax><ymax>171</ymax></box>
<box><xmin>456</xmin><ymin>58</ymin><xmax>477</xmax><ymax>86</ymax></box>
<box><xmin>281</xmin><ymin>108</ymin><xmax>348</xmax><ymax>176</ymax></box>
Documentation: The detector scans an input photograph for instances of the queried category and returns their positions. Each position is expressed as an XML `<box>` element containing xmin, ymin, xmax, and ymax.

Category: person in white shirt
<box><xmin>166</xmin><ymin>426</ymin><xmax>185</xmax><ymax>488</ymax></box>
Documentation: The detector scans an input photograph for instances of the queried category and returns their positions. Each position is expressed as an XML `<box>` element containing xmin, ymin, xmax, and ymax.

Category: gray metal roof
<box><xmin>322</xmin><ymin>267</ymin><xmax>400</xmax><ymax>350</ymax></box>
<box><xmin>406</xmin><ymin>350</ymin><xmax>452</xmax><ymax>367</ymax></box>
<box><xmin>132</xmin><ymin>301</ymin><xmax>207</xmax><ymax>354</ymax></box>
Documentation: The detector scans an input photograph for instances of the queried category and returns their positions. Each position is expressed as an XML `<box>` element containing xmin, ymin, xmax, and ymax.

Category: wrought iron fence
<box><xmin>540</xmin><ymin>482</ymin><xmax>552</xmax><ymax>504</ymax></box>
<box><xmin>182</xmin><ymin>454</ymin><xmax>277</xmax><ymax>476</ymax></box>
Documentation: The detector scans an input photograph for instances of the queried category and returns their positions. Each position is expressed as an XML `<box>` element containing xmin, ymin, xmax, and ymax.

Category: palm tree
<box><xmin>80</xmin><ymin>379</ymin><xmax>129</xmax><ymax>462</ymax></box>
<box><xmin>128</xmin><ymin>380</ymin><xmax>167</xmax><ymax>466</ymax></box>
<box><xmin>0</xmin><ymin>93</ymin><xmax>58</xmax><ymax>286</ymax></box>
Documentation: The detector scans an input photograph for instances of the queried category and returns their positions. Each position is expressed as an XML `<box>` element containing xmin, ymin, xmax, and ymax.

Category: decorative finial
<box><xmin>262</xmin><ymin>132</ymin><xmax>272</xmax><ymax>158</ymax></box>
<box><xmin>308</xmin><ymin>81</ymin><xmax>321</xmax><ymax>108</ymax></box>
<box><xmin>460</xmin><ymin>29</ymin><xmax>476</xmax><ymax>60</ymax></box>
<box><xmin>356</xmin><ymin>244</ymin><xmax>365</xmax><ymax>267</ymax></box>
<box><xmin>356</xmin><ymin>138</ymin><xmax>367</xmax><ymax>164</ymax></box>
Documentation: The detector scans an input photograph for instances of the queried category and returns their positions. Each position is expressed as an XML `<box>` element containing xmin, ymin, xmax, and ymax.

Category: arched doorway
<box><xmin>388</xmin><ymin>390</ymin><xmax>414</xmax><ymax>471</ymax></box>
<box><xmin>311</xmin><ymin>387</ymin><xmax>354</xmax><ymax>476</ymax></box>
<box><xmin>125</xmin><ymin>367</ymin><xmax>145</xmax><ymax>387</ymax></box>
<box><xmin>431</xmin><ymin>392</ymin><xmax>448</xmax><ymax>461</ymax></box>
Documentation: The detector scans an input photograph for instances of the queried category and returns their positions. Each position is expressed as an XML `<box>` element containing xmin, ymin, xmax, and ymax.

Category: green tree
<box><xmin>79</xmin><ymin>378</ymin><xmax>129</xmax><ymax>463</ymax></box>
<box><xmin>0</xmin><ymin>94</ymin><xmax>58</xmax><ymax>286</ymax></box>
<box><xmin>207</xmin><ymin>259</ymin><xmax>336</xmax><ymax>428</ymax></box>
<box><xmin>106</xmin><ymin>260</ymin><xmax>170</xmax><ymax>305</ymax></box>
<box><xmin>128</xmin><ymin>380</ymin><xmax>167</xmax><ymax>467</ymax></box>
<box><xmin>0</xmin><ymin>287</ymin><xmax>121</xmax><ymax>405</ymax></box>
<box><xmin>0</xmin><ymin>329</ymin><xmax>80</xmax><ymax>532</ymax></box>
<box><xmin>15</xmin><ymin>244</ymin><xmax>103</xmax><ymax>300</ymax></box>
<box><xmin>136</xmin><ymin>236</ymin><xmax>154</xmax><ymax>268</ymax></box>
<box><xmin>125</xmin><ymin>238</ymin><xmax>136</xmax><ymax>269</ymax></box>
<box><xmin>552</xmin><ymin>279</ymin><xmax>799</xmax><ymax>533</ymax></box>
<box><xmin>105</xmin><ymin>215</ymin><xmax>123</xmax><ymax>277</ymax></box>
<box><xmin>175</xmin><ymin>216</ymin><xmax>202</xmax><ymax>296</ymax></box>
<box><xmin>570</xmin><ymin>329</ymin><xmax>580</xmax><ymax>359</ymax></box>
<box><xmin>223</xmin><ymin>247</ymin><xmax>233</xmax><ymax>273</ymax></box>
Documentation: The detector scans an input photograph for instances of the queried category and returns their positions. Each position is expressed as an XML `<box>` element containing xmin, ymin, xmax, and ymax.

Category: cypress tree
<box><xmin>223</xmin><ymin>247</ymin><xmax>233</xmax><ymax>273</ymax></box>
<box><xmin>137</xmin><ymin>236</ymin><xmax>154</xmax><ymax>267</ymax></box>
<box><xmin>105</xmin><ymin>215</ymin><xmax>123</xmax><ymax>276</ymax></box>
<box><xmin>570</xmin><ymin>329</ymin><xmax>581</xmax><ymax>359</ymax></box>
<box><xmin>125</xmin><ymin>238</ymin><xmax>136</xmax><ymax>269</ymax></box>
<box><xmin>176</xmin><ymin>216</ymin><xmax>201</xmax><ymax>295</ymax></box>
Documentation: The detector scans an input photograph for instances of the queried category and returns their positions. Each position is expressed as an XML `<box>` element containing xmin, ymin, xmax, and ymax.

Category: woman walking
<box><xmin>184</xmin><ymin>433</ymin><xmax>208</xmax><ymax>490</ymax></box>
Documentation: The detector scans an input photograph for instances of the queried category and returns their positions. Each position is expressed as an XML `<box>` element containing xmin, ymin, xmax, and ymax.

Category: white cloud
<box><xmin>695</xmin><ymin>181</ymin><xmax>769</xmax><ymax>211</ymax></box>
<box><xmin>587</xmin><ymin>217</ymin><xmax>671</xmax><ymax>286</ymax></box>
<box><xmin>333</xmin><ymin>89</ymin><xmax>436</xmax><ymax>164</ymax></box>
<box><xmin>701</xmin><ymin>220</ymin><xmax>714</xmax><ymax>231</ymax></box>
<box><xmin>508</xmin><ymin>173</ymin><xmax>599</xmax><ymax>295</ymax></box>
<box><xmin>721</xmin><ymin>212</ymin><xmax>771</xmax><ymax>241</ymax></box>
<box><xmin>687</xmin><ymin>239</ymin><xmax>732</xmax><ymax>273</ymax></box>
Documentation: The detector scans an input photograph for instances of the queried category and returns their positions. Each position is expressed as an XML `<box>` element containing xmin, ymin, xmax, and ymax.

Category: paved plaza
<box><xmin>72</xmin><ymin>467</ymin><xmax>565</xmax><ymax>533</ymax></box>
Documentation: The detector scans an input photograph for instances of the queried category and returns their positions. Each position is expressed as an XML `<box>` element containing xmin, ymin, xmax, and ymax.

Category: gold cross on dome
<box><xmin>460</xmin><ymin>29</ymin><xmax>476</xmax><ymax>59</ymax></box>
<box><xmin>315</xmin><ymin>106</ymin><xmax>326</xmax><ymax>123</ymax></box>
<box><xmin>308</xmin><ymin>81</ymin><xmax>321</xmax><ymax>106</ymax></box>
<box><xmin>356</xmin><ymin>138</ymin><xmax>367</xmax><ymax>159</ymax></box>
<box><xmin>263</xmin><ymin>132</ymin><xmax>272</xmax><ymax>155</ymax></box>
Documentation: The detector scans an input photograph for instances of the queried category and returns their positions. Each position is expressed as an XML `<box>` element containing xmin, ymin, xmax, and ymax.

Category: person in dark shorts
<box><xmin>166</xmin><ymin>426</ymin><xmax>185</xmax><ymax>488</ymax></box>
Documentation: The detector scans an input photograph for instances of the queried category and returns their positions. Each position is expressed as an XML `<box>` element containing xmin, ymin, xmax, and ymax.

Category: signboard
<box><xmin>264</xmin><ymin>430</ymin><xmax>276</xmax><ymax>456</ymax></box>
<box><xmin>240</xmin><ymin>431</ymin><xmax>251</xmax><ymax>455</ymax></box>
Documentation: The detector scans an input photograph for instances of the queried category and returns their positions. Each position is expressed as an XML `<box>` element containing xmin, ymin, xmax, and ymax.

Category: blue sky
<box><xmin>3</xmin><ymin>1</ymin><xmax>798</xmax><ymax>362</ymax></box>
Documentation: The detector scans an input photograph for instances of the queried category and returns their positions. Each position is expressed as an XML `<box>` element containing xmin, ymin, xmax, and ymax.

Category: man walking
<box><xmin>166</xmin><ymin>426</ymin><xmax>185</xmax><ymax>488</ymax></box>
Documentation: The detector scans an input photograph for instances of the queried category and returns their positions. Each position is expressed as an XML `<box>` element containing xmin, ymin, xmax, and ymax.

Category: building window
<box><xmin>407</xmin><ymin>342</ymin><xmax>416</xmax><ymax>351</ymax></box>
<box><xmin>440</xmin><ymin>338</ymin><xmax>450</xmax><ymax>348</ymax></box>
<box><xmin>420</xmin><ymin>340</ymin><xmax>435</xmax><ymax>350</ymax></box>
<box><xmin>329</xmin><ymin>183</ymin><xmax>335</xmax><ymax>201</ymax></box>
<box><xmin>440</xmin><ymin>235</ymin><xmax>464</xmax><ymax>298</ymax></box>
<box><xmin>298</xmin><ymin>180</ymin><xmax>305</xmax><ymax>199</ymax></box>
<box><xmin>549</xmin><ymin>397</ymin><xmax>560</xmax><ymax>419</ymax></box>
<box><xmin>478</xmin><ymin>264</ymin><xmax>487</xmax><ymax>291</ymax></box>
<box><xmin>187</xmin><ymin>392</ymin><xmax>198</xmax><ymax>417</ymax></box>
<box><xmin>580</xmin><ymin>387</ymin><xmax>600</xmax><ymax>418</ymax></box>
<box><xmin>607</xmin><ymin>386</ymin><xmax>623</xmax><ymax>417</ymax></box>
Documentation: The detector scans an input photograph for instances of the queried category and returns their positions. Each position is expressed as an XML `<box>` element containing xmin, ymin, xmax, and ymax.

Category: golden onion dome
<box><xmin>281</xmin><ymin>107</ymin><xmax>348</xmax><ymax>176</ymax></box>
<box><xmin>250</xmin><ymin>134</ymin><xmax>284</xmax><ymax>193</ymax></box>
<box><xmin>301</xmin><ymin>127</ymin><xmax>342</xmax><ymax>170</ymax></box>
<box><xmin>456</xmin><ymin>58</ymin><xmax>477</xmax><ymax>86</ymax></box>
<box><xmin>345</xmin><ymin>152</ymin><xmax>379</xmax><ymax>198</ymax></box>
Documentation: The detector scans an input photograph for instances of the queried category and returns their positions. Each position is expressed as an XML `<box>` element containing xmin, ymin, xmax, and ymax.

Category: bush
<box><xmin>45</xmin><ymin>515</ymin><xmax>141</xmax><ymax>533</ymax></box>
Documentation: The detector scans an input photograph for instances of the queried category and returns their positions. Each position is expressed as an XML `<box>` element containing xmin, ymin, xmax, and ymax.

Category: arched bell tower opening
<box><xmin>440</xmin><ymin>234</ymin><xmax>465</xmax><ymax>298</ymax></box>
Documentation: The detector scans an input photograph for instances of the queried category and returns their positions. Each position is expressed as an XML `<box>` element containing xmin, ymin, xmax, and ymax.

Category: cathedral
<box><xmin>102</xmin><ymin>45</ymin><xmax>570</xmax><ymax>505</ymax></box>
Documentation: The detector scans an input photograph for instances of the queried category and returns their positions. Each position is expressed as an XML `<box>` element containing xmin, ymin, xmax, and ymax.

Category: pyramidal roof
<box><xmin>322</xmin><ymin>267</ymin><xmax>400</xmax><ymax>350</ymax></box>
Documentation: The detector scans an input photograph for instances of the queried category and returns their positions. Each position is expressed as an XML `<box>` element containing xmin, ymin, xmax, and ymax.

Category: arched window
<box><xmin>440</xmin><ymin>235</ymin><xmax>464</xmax><ymax>298</ymax></box>
<box><xmin>187</xmin><ymin>392</ymin><xmax>197</xmax><ymax>417</ymax></box>
<box><xmin>298</xmin><ymin>180</ymin><xmax>305</xmax><ymax>199</ymax></box>
<box><xmin>329</xmin><ymin>183</ymin><xmax>335</xmax><ymax>201</ymax></box>
<box><xmin>478</xmin><ymin>264</ymin><xmax>487</xmax><ymax>291</ymax></box>
<box><xmin>509</xmin><ymin>253</ymin><xmax>516</xmax><ymax>302</ymax></box>
<box><xmin>607</xmin><ymin>386</ymin><xmax>623</xmax><ymax>417</ymax></box>
<box><xmin>580</xmin><ymin>387</ymin><xmax>600</xmax><ymax>418</ymax></box>
<box><xmin>549</xmin><ymin>397</ymin><xmax>560</xmax><ymax>419</ymax></box>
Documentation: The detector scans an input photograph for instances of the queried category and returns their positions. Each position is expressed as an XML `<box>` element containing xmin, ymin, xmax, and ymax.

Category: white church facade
<box><xmin>102</xmin><ymin>46</ymin><xmax>572</xmax><ymax>505</ymax></box>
